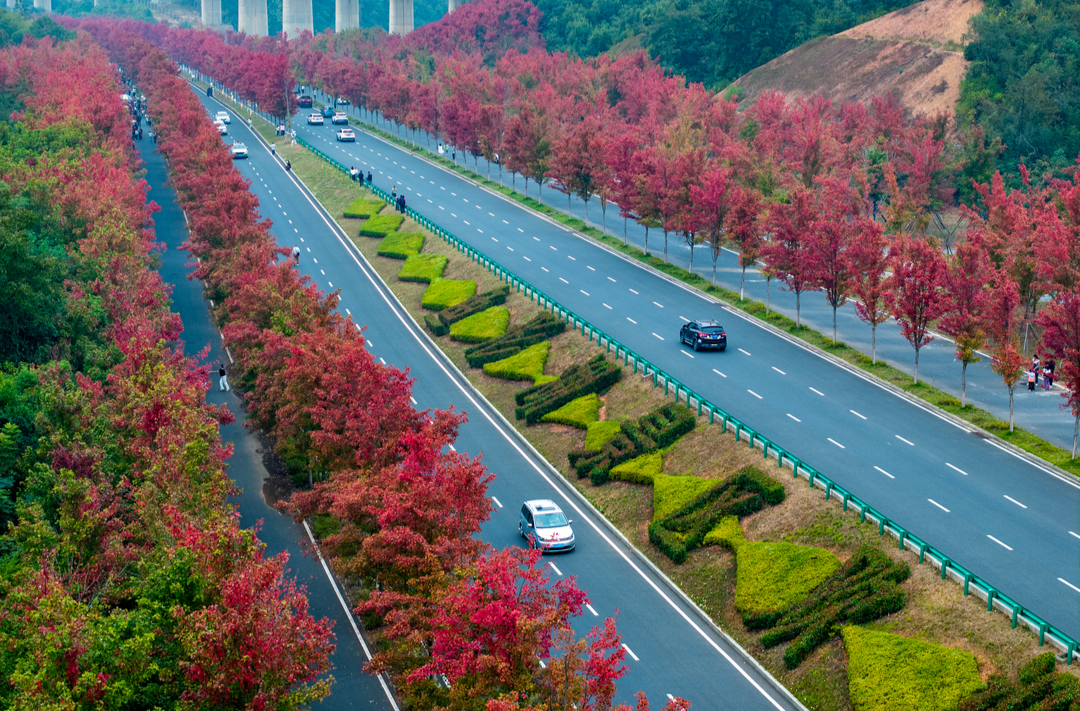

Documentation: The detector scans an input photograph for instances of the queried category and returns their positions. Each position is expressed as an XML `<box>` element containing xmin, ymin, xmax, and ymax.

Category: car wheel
<box><xmin>718</xmin><ymin>345</ymin><xmax>727</xmax><ymax>352</ymax></box>
<box><xmin>693</xmin><ymin>337</ymin><xmax>701</xmax><ymax>352</ymax></box>
<box><xmin>680</xmin><ymin>332</ymin><xmax>687</xmax><ymax>345</ymax></box>
<box><xmin>518</xmin><ymin>522</ymin><xmax>525</xmax><ymax>538</ymax></box>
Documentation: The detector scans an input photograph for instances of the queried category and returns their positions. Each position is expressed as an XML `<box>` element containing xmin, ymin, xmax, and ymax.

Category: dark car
<box><xmin>321</xmin><ymin>105</ymin><xmax>335</xmax><ymax>118</ymax></box>
<box><xmin>679</xmin><ymin>319</ymin><xmax>726</xmax><ymax>351</ymax></box>
<box><xmin>298</xmin><ymin>95</ymin><xmax>313</xmax><ymax>108</ymax></box>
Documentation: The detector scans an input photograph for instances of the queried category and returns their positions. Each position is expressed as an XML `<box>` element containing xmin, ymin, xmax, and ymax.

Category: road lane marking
<box><xmin>580</xmin><ymin>290</ymin><xmax>590</xmax><ymax>296</ymax></box>
<box><xmin>410</xmin><ymin>396</ymin><xmax>416</xmax><ymax>404</ymax></box>
<box><xmin>787</xmin><ymin>413</ymin><xmax>801</xmax><ymax>422</ymax></box>
<box><xmin>629</xmin><ymin>288</ymin><xmax>639</xmax><ymax>294</ymax></box>
<box><xmin>679</xmin><ymin>316</ymin><xmax>690</xmax><ymax>322</ymax></box>
<box><xmin>828</xmin><ymin>438</ymin><xmax>846</xmax><ymax>449</ymax></box>
<box><xmin>503</xmin><ymin>219</ymin><xmax>509</xmax><ymax>224</ymax></box>
<box><xmin>987</xmin><ymin>535</ymin><xmax>1013</xmax><ymax>551</ymax></box>
<box><xmin>772</xmin><ymin>367</ymin><xmax>786</xmax><ymax>375</ymax></box>
<box><xmin>653</xmin><ymin>333</ymin><xmax>665</xmax><ymax>341</ymax></box>
<box><xmin>549</xmin><ymin>562</ymin><xmax>563</xmax><ymax>576</ymax></box>
<box><xmin>1060</xmin><ymin>578</ymin><xmax>1080</xmax><ymax>594</ymax></box>
<box><xmin>622</xmin><ymin>644</ymin><xmax>640</xmax><ymax>662</ymax></box>
<box><xmin>328</xmin><ymin>282</ymin><xmax>334</xmax><ymax>288</ymax></box>
<box><xmin>559</xmin><ymin>277</ymin><xmax>569</xmax><ymax>284</ymax></box>
<box><xmin>550</xmin><ymin>245</ymin><xmax>557</xmax><ymax>250</ymax></box>
<box><xmin>608</xmin><ymin>277</ymin><xmax>616</xmax><ymax>282</ymax></box>
<box><xmin>810</xmin><ymin>387</ymin><xmax>825</xmax><ymax>396</ymax></box>
<box><xmin>603</xmin><ymin>303</ymin><xmax>612</xmax><ymax>309</ymax></box>
<box><xmin>587</xmin><ymin>266</ymin><xmax>595</xmax><ymax>271</ymax></box>
<box><xmin>896</xmin><ymin>435</ymin><xmax>915</xmax><ymax>446</ymax></box>
<box><xmin>738</xmin><ymin>348</ymin><xmax>751</xmax><ymax>356</ymax></box>
<box><xmin>681</xmin><ymin>351</ymin><xmax>694</xmax><ymax>358</ymax></box>
<box><xmin>627</xmin><ymin>318</ymin><xmax>637</xmax><ymax>324</ymax></box>
<box><xmin>464</xmin><ymin>220</ymin><xmax>470</xmax><ymax>225</ymax></box>
<box><xmin>586</xmin><ymin>604</ymin><xmax>599</xmax><ymax>616</ymax></box>
<box><xmin>653</xmin><ymin>301</ymin><xmax>664</xmax><ymax>308</ymax></box>
<box><xmin>518</xmin><ymin>227</ymin><xmax>524</xmax><ymax>232</ymax></box>
<box><xmin>747</xmin><ymin>390</ymin><xmax>762</xmax><ymax>399</ymax></box>
<box><xmin>928</xmin><ymin>499</ymin><xmax>950</xmax><ymax>513</ymax></box>
<box><xmin>523</xmin><ymin>256</ymin><xmax>530</xmax><ymax>261</ymax></box>
<box><xmin>850</xmin><ymin>410</ymin><xmax>867</xmax><ymax>420</ymax></box>
<box><xmin>875</xmin><ymin>466</ymin><xmax>895</xmax><ymax>479</ymax></box>
<box><xmin>568</xmin><ymin>255</ymin><xmax>576</xmax><ymax>261</ymax></box>
<box><xmin>1004</xmin><ymin>495</ymin><xmax>1028</xmax><ymax>509</ymax></box>
<box><xmin>946</xmin><ymin>463</ymin><xmax>969</xmax><ymax>476</ymax></box>
<box><xmin>1071</xmin><ymin>531</ymin><xmax>1080</xmax><ymax>541</ymax></box>
<box><xmin>713</xmin><ymin>369</ymin><xmax>727</xmax><ymax>377</ymax></box>
<box><xmin>491</xmin><ymin>496</ymin><xmax>503</xmax><ymax>508</ymax></box>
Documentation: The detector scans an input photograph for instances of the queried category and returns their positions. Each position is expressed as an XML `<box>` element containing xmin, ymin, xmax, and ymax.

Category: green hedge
<box><xmin>585</xmin><ymin>421</ymin><xmax>622</xmax><ymax>450</ymax></box>
<box><xmin>748</xmin><ymin>547</ymin><xmax>911</xmax><ymax>668</ymax></box>
<box><xmin>358</xmin><ymin>213</ymin><xmax>404</xmax><ymax>237</ymax></box>
<box><xmin>425</xmin><ymin>285</ymin><xmax>510</xmax><ymax>336</ymax></box>
<box><xmin>449</xmin><ymin>306</ymin><xmax>510</xmax><ymax>343</ymax></box>
<box><xmin>959</xmin><ymin>652</ymin><xmax>1080</xmax><ymax>711</ymax></box>
<box><xmin>483</xmin><ymin>341</ymin><xmax>551</xmax><ymax>384</ymax></box>
<box><xmin>648</xmin><ymin>467</ymin><xmax>787</xmax><ymax>564</ymax></box>
<box><xmin>421</xmin><ymin>279</ymin><xmax>477</xmax><ymax>311</ymax></box>
<box><xmin>569</xmin><ymin>403</ymin><xmax>696</xmax><ymax>484</ymax></box>
<box><xmin>399</xmin><ymin>254</ymin><xmax>448</xmax><ymax>283</ymax></box>
<box><xmin>609</xmin><ymin>451</ymin><xmax>664</xmax><ymax>484</ymax></box>
<box><xmin>844</xmin><ymin>626</ymin><xmax>982</xmax><ymax>711</ymax></box>
<box><xmin>515</xmin><ymin>355</ymin><xmax>622</xmax><ymax>424</ymax></box>
<box><xmin>464</xmin><ymin>312</ymin><xmax>566</xmax><ymax>367</ymax></box>
<box><xmin>540</xmin><ymin>393</ymin><xmax>600</xmax><ymax>428</ymax></box>
<box><xmin>653</xmin><ymin>474</ymin><xmax>719</xmax><ymax>522</ymax></box>
<box><xmin>344</xmin><ymin>197</ymin><xmax>385</xmax><ymax>219</ymax></box>
<box><xmin>377</xmin><ymin>232</ymin><xmax>424</xmax><ymax>259</ymax></box>
<box><xmin>735</xmin><ymin>542</ymin><xmax>841</xmax><ymax>614</ymax></box>
<box><xmin>702</xmin><ymin>515</ymin><xmax>744</xmax><ymax>549</ymax></box>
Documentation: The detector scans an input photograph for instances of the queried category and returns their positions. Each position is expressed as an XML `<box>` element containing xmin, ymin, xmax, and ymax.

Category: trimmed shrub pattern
<box><xmin>540</xmin><ymin>393</ymin><xmax>600</xmax><ymax>429</ymax></box>
<box><xmin>609</xmin><ymin>451</ymin><xmax>663</xmax><ymax>484</ymax></box>
<box><xmin>398</xmin><ymin>254</ymin><xmax>448</xmax><ymax>283</ymax></box>
<box><xmin>424</xmin><ymin>285</ymin><xmax>510</xmax><ymax>336</ymax></box>
<box><xmin>747</xmin><ymin>547</ymin><xmax>911</xmax><ymax>668</ymax></box>
<box><xmin>959</xmin><ymin>652</ymin><xmax>1080</xmax><ymax>711</ymax></box>
<box><xmin>844</xmin><ymin>626</ymin><xmax>982</xmax><ymax>711</ymax></box>
<box><xmin>515</xmin><ymin>355</ymin><xmax>622</xmax><ymax>424</ymax></box>
<box><xmin>449</xmin><ymin>306</ymin><xmax>510</xmax><ymax>343</ymax></box>
<box><xmin>377</xmin><ymin>232</ymin><xmax>424</xmax><ymax>259</ymax></box>
<box><xmin>585</xmin><ymin>421</ymin><xmax>621</xmax><ymax>450</ymax></box>
<box><xmin>464</xmin><ymin>312</ymin><xmax>566</xmax><ymax>367</ymax></box>
<box><xmin>358</xmin><ymin>213</ymin><xmax>404</xmax><ymax>237</ymax></box>
<box><xmin>483</xmin><ymin>341</ymin><xmax>551</xmax><ymax>384</ymax></box>
<box><xmin>421</xmin><ymin>279</ymin><xmax>477</xmax><ymax>311</ymax></box>
<box><xmin>702</xmin><ymin>515</ymin><xmax>744</xmax><ymax>549</ymax></box>
<box><xmin>344</xmin><ymin>197</ymin><xmax>386</xmax><ymax>219</ymax></box>
<box><xmin>734</xmin><ymin>542</ymin><xmax>841</xmax><ymax>614</ymax></box>
<box><xmin>647</xmin><ymin>467</ymin><xmax>786</xmax><ymax>564</ymax></box>
<box><xmin>568</xmin><ymin>403</ymin><xmax>695</xmax><ymax>484</ymax></box>
<box><xmin>652</xmin><ymin>474</ymin><xmax>718</xmax><ymax>521</ymax></box>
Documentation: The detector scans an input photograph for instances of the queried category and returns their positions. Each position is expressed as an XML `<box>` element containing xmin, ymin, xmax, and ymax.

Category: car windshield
<box><xmin>534</xmin><ymin>511</ymin><xmax>568</xmax><ymax>528</ymax></box>
<box><xmin>233</xmin><ymin>144</ymin><xmax>245</xmax><ymax>150</ymax></box>
<box><xmin>698</xmin><ymin>326</ymin><xmax>724</xmax><ymax>333</ymax></box>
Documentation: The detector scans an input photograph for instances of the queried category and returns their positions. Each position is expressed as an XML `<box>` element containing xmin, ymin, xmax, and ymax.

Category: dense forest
<box><xmin>533</xmin><ymin>0</ymin><xmax>921</xmax><ymax>89</ymax></box>
<box><xmin>959</xmin><ymin>0</ymin><xmax>1080</xmax><ymax>178</ymax></box>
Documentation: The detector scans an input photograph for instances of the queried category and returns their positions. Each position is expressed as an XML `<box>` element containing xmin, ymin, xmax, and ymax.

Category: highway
<box><xmin>307</xmin><ymin>89</ymin><xmax>1078</xmax><ymax>452</ymax></box>
<box><xmin>270</xmin><ymin>91</ymin><xmax>1080</xmax><ymax>645</ymax></box>
<box><xmin>193</xmin><ymin>89</ymin><xmax>805</xmax><ymax>710</ymax></box>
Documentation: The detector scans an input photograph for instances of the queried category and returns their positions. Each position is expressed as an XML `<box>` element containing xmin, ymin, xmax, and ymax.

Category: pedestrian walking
<box><xmin>1043</xmin><ymin>365</ymin><xmax>1052</xmax><ymax>389</ymax></box>
<box><xmin>1031</xmin><ymin>356</ymin><xmax>1040</xmax><ymax>386</ymax></box>
<box><xmin>219</xmin><ymin>364</ymin><xmax>230</xmax><ymax>392</ymax></box>
<box><xmin>1048</xmin><ymin>360</ymin><xmax>1056</xmax><ymax>388</ymax></box>
<box><xmin>452</xmin><ymin>149</ymin><xmax>456</xmax><ymax>162</ymax></box>
<box><xmin>1028</xmin><ymin>369</ymin><xmax>1036</xmax><ymax>391</ymax></box>
<box><xmin>438</xmin><ymin>143</ymin><xmax>444</xmax><ymax>156</ymax></box>
<box><xmin>285</xmin><ymin>159</ymin><xmax>292</xmax><ymax>172</ymax></box>
<box><xmin>392</xmin><ymin>185</ymin><xmax>397</xmax><ymax>200</ymax></box>
<box><xmin>292</xmin><ymin>244</ymin><xmax>301</xmax><ymax>262</ymax></box>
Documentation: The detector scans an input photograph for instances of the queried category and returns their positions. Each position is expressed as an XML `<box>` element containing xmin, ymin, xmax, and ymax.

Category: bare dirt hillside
<box><xmin>727</xmin><ymin>0</ymin><xmax>982</xmax><ymax>119</ymax></box>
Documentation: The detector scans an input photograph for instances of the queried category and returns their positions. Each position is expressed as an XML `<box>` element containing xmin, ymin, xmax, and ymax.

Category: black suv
<box><xmin>679</xmin><ymin>320</ymin><xmax>726</xmax><ymax>351</ymax></box>
<box><xmin>321</xmin><ymin>105</ymin><xmax>335</xmax><ymax>118</ymax></box>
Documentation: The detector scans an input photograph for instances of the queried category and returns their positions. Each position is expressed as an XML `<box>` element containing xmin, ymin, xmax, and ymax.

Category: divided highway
<box><xmin>194</xmin><ymin>88</ymin><xmax>804</xmax><ymax>710</ymax></box>
<box><xmin>275</xmin><ymin>95</ymin><xmax>1080</xmax><ymax>645</ymax></box>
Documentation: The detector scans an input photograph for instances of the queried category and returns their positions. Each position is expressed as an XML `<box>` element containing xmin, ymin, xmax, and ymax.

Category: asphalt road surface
<box><xmin>189</xmin><ymin>91</ymin><xmax>806</xmax><ymax>709</ymax></box>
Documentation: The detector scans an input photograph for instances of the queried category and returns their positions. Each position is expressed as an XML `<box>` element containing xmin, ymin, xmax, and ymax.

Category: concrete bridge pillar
<box><xmin>201</xmin><ymin>0</ymin><xmax>222</xmax><ymax>28</ymax></box>
<box><xmin>448</xmin><ymin>0</ymin><xmax>459</xmax><ymax>10</ymax></box>
<box><xmin>282</xmin><ymin>0</ymin><xmax>313</xmax><ymax>35</ymax></box>
<box><xmin>32</xmin><ymin>0</ymin><xmax>51</xmax><ymax>11</ymax></box>
<box><xmin>335</xmin><ymin>0</ymin><xmax>359</xmax><ymax>32</ymax></box>
<box><xmin>238</xmin><ymin>0</ymin><xmax>268</xmax><ymax>35</ymax></box>
<box><xmin>7</xmin><ymin>0</ymin><xmax>17</xmax><ymax>9</ymax></box>
<box><xmin>389</xmin><ymin>0</ymin><xmax>413</xmax><ymax>35</ymax></box>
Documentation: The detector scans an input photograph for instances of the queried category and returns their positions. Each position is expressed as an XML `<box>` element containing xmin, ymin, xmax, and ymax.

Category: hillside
<box><xmin>727</xmin><ymin>0</ymin><xmax>982</xmax><ymax>119</ymax></box>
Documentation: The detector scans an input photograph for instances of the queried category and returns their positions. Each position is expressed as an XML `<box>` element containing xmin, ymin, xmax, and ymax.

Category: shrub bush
<box><xmin>421</xmin><ymin>279</ymin><xmax>477</xmax><ymax>311</ymax></box>
<box><xmin>843</xmin><ymin>626</ymin><xmax>982</xmax><ymax>711</ymax></box>
<box><xmin>515</xmin><ymin>355</ymin><xmax>622</xmax><ymax>424</ymax></box>
<box><xmin>377</xmin><ymin>232</ymin><xmax>424</xmax><ymax>259</ymax></box>
<box><xmin>464</xmin><ymin>312</ymin><xmax>566</xmax><ymax>367</ymax></box>
<box><xmin>425</xmin><ymin>285</ymin><xmax>510</xmax><ymax>336</ymax></box>
<box><xmin>585</xmin><ymin>421</ymin><xmax>621</xmax><ymax>449</ymax></box>
<box><xmin>734</xmin><ymin>542</ymin><xmax>841</xmax><ymax>615</ymax></box>
<box><xmin>358</xmin><ymin>213</ymin><xmax>404</xmax><ymax>237</ymax></box>
<box><xmin>747</xmin><ymin>547</ymin><xmax>911</xmax><ymax>668</ymax></box>
<box><xmin>449</xmin><ymin>306</ymin><xmax>510</xmax><ymax>343</ymax></box>
<box><xmin>483</xmin><ymin>341</ymin><xmax>551</xmax><ymax>384</ymax></box>
<box><xmin>399</xmin><ymin>254</ymin><xmax>448</xmax><ymax>283</ymax></box>
<box><xmin>702</xmin><ymin>515</ymin><xmax>744</xmax><ymax>549</ymax></box>
<box><xmin>653</xmin><ymin>474</ymin><xmax>719</xmax><ymax>523</ymax></box>
<box><xmin>344</xmin><ymin>197</ymin><xmax>386</xmax><ymax>219</ymax></box>
<box><xmin>540</xmin><ymin>393</ymin><xmax>600</xmax><ymax>429</ymax></box>
<box><xmin>570</xmin><ymin>403</ymin><xmax>696</xmax><ymax>483</ymax></box>
<box><xmin>609</xmin><ymin>451</ymin><xmax>663</xmax><ymax>484</ymax></box>
<box><xmin>959</xmin><ymin>652</ymin><xmax>1080</xmax><ymax>711</ymax></box>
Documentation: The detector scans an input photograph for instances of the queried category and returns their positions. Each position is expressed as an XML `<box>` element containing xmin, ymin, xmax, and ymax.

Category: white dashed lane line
<box><xmin>608</xmin><ymin>277</ymin><xmax>616</xmax><ymax>282</ymax></box>
<box><xmin>928</xmin><ymin>499</ymin><xmax>950</xmax><ymax>513</ymax></box>
<box><xmin>987</xmin><ymin>535</ymin><xmax>1013</xmax><ymax>551</ymax></box>
<box><xmin>568</xmin><ymin>256</ymin><xmax>576</xmax><ymax>261</ymax></box>
<box><xmin>681</xmin><ymin>352</ymin><xmax>694</xmax><ymax>359</ymax></box>
<box><xmin>772</xmin><ymin>367</ymin><xmax>786</xmax><ymax>375</ymax></box>
<box><xmin>738</xmin><ymin>348</ymin><xmax>752</xmax><ymax>356</ymax></box>
<box><xmin>787</xmin><ymin>413</ymin><xmax>801</xmax><ymax>423</ymax></box>
<box><xmin>580</xmin><ymin>290</ymin><xmax>590</xmax><ymax>296</ymax></box>
<box><xmin>653</xmin><ymin>333</ymin><xmax>665</xmax><ymax>341</ymax></box>
<box><xmin>627</xmin><ymin>318</ymin><xmax>637</xmax><ymax>324</ymax></box>
<box><xmin>559</xmin><ymin>277</ymin><xmax>569</xmax><ymax>284</ymax></box>
<box><xmin>587</xmin><ymin>266</ymin><xmax>595</xmax><ymax>271</ymax></box>
<box><xmin>1061</xmin><ymin>578</ymin><xmax>1080</xmax><ymax>594</ymax></box>
<box><xmin>629</xmin><ymin>288</ymin><xmax>639</xmax><ymax>294</ymax></box>
<box><xmin>549</xmin><ymin>561</ymin><xmax>563</xmax><ymax>576</ymax></box>
<box><xmin>747</xmin><ymin>390</ymin><xmax>762</xmax><ymax>399</ymax></box>
<box><xmin>602</xmin><ymin>302</ymin><xmax>612</xmax><ymax>309</ymax></box>
<box><xmin>810</xmin><ymin>387</ymin><xmax>825</xmax><ymax>396</ymax></box>
<box><xmin>586</xmin><ymin>604</ymin><xmax>599</xmax><ymax>616</ymax></box>
<box><xmin>1071</xmin><ymin>531</ymin><xmax>1080</xmax><ymax>541</ymax></box>
<box><xmin>713</xmin><ymin>369</ymin><xmax>727</xmax><ymax>378</ymax></box>
<box><xmin>946</xmin><ymin>463</ymin><xmax>969</xmax><ymax>476</ymax></box>
<box><xmin>1004</xmin><ymin>495</ymin><xmax>1028</xmax><ymax>509</ymax></box>
<box><xmin>653</xmin><ymin>301</ymin><xmax>663</xmax><ymax>308</ymax></box>
<box><xmin>622</xmin><ymin>644</ymin><xmax>640</xmax><ymax>662</ymax></box>
<box><xmin>875</xmin><ymin>466</ymin><xmax>895</xmax><ymax>479</ymax></box>
<box><xmin>828</xmin><ymin>438</ymin><xmax>846</xmax><ymax>449</ymax></box>
<box><xmin>850</xmin><ymin>410</ymin><xmax>867</xmax><ymax>420</ymax></box>
<box><xmin>896</xmin><ymin>435</ymin><xmax>915</xmax><ymax>446</ymax></box>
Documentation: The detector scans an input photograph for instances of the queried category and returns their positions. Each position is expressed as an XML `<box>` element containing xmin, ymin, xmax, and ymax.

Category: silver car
<box><xmin>230</xmin><ymin>142</ymin><xmax>248</xmax><ymax>158</ymax></box>
<box><xmin>519</xmin><ymin>499</ymin><xmax>575</xmax><ymax>552</ymax></box>
<box><xmin>215</xmin><ymin>110</ymin><xmax>231</xmax><ymax>124</ymax></box>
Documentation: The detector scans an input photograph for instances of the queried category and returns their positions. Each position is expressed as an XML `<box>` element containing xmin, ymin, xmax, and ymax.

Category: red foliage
<box><xmin>886</xmin><ymin>235</ymin><xmax>948</xmax><ymax>384</ymax></box>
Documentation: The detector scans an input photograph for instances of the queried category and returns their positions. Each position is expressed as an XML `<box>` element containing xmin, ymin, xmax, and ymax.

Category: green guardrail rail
<box><xmin>278</xmin><ymin>120</ymin><xmax>1080</xmax><ymax>666</ymax></box>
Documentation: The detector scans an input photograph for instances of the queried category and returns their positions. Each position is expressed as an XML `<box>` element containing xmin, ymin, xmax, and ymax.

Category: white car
<box><xmin>336</xmin><ymin>96</ymin><xmax>350</xmax><ymax>105</ymax></box>
<box><xmin>215</xmin><ymin>111</ymin><xmax>231</xmax><ymax>124</ymax></box>
<box><xmin>331</xmin><ymin>112</ymin><xmax>349</xmax><ymax>125</ymax></box>
<box><xmin>336</xmin><ymin>128</ymin><xmax>355</xmax><ymax>142</ymax></box>
<box><xmin>306</xmin><ymin>113</ymin><xmax>324</xmax><ymax>125</ymax></box>
<box><xmin>519</xmin><ymin>500</ymin><xmax>575</xmax><ymax>553</ymax></box>
<box><xmin>230</xmin><ymin>142</ymin><xmax>248</xmax><ymax>158</ymax></box>
<box><xmin>214</xmin><ymin>120</ymin><xmax>227</xmax><ymax>135</ymax></box>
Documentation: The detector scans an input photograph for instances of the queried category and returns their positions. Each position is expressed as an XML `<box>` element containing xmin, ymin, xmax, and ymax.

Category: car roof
<box><xmin>691</xmin><ymin>320</ymin><xmax>722</xmax><ymax>327</ymax></box>
<box><xmin>524</xmin><ymin>499</ymin><xmax>563</xmax><ymax>513</ymax></box>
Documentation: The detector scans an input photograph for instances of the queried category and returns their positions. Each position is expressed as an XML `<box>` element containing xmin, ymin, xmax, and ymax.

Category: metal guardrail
<box><xmin>291</xmin><ymin>125</ymin><xmax>1078</xmax><ymax>665</ymax></box>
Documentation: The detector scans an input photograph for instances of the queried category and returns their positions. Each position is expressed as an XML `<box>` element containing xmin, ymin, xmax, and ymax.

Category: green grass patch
<box><xmin>344</xmin><ymin>197</ymin><xmax>386</xmax><ymax>219</ymax></box>
<box><xmin>959</xmin><ymin>652</ymin><xmax>1080</xmax><ymax>711</ymax></box>
<box><xmin>609</xmin><ymin>451</ymin><xmax>664</xmax><ymax>484</ymax></box>
<box><xmin>421</xmin><ymin>278</ymin><xmax>477</xmax><ymax>311</ymax></box>
<box><xmin>358</xmin><ymin>213</ymin><xmax>404</xmax><ymax>237</ymax></box>
<box><xmin>377</xmin><ymin>232</ymin><xmax>424</xmax><ymax>259</ymax></box>
<box><xmin>483</xmin><ymin>341</ymin><xmax>551</xmax><ymax>384</ymax></box>
<box><xmin>424</xmin><ymin>285</ymin><xmax>509</xmax><ymax>336</ymax></box>
<box><xmin>702</xmin><ymin>515</ymin><xmax>745</xmax><ymax>549</ymax></box>
<box><xmin>449</xmin><ymin>306</ymin><xmax>510</xmax><ymax>343</ymax></box>
<box><xmin>585</xmin><ymin>420</ymin><xmax>622</xmax><ymax>450</ymax></box>
<box><xmin>843</xmin><ymin>626</ymin><xmax>982</xmax><ymax>711</ymax></box>
<box><xmin>398</xmin><ymin>253</ymin><xmax>448</xmax><ymax>283</ymax></box>
<box><xmin>734</xmin><ymin>542</ymin><xmax>841</xmax><ymax>614</ymax></box>
<box><xmin>540</xmin><ymin>393</ymin><xmax>600</xmax><ymax>429</ymax></box>
<box><xmin>652</xmin><ymin>474</ymin><xmax>719</xmax><ymax>522</ymax></box>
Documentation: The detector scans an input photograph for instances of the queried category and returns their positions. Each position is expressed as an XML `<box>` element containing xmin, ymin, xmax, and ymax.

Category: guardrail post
<box><xmin>762</xmin><ymin>441</ymin><xmax>770</xmax><ymax>459</ymax></box>
<box><xmin>807</xmin><ymin>470</ymin><xmax>816</xmax><ymax>489</ymax></box>
<box><xmin>986</xmin><ymin>589</ymin><xmax>997</xmax><ymax>611</ymax></box>
<box><xmin>697</xmin><ymin>399</ymin><xmax>702</xmax><ymax>416</ymax></box>
<box><xmin>918</xmin><ymin>543</ymin><xmax>928</xmax><ymax>563</ymax></box>
<box><xmin>709</xmin><ymin>407</ymin><xmax>715</xmax><ymax>425</ymax></box>
<box><xmin>734</xmin><ymin>423</ymin><xmax>741</xmax><ymax>442</ymax></box>
<box><xmin>824</xmin><ymin>482</ymin><xmax>833</xmax><ymax>500</ymax></box>
<box><xmin>791</xmin><ymin>460</ymin><xmax>800</xmax><ymax>479</ymax></box>
<box><xmin>721</xmin><ymin>414</ymin><xmax>728</xmax><ymax>433</ymax></box>
<box><xmin>941</xmin><ymin>559</ymin><xmax>953</xmax><ymax>580</ymax></box>
<box><xmin>777</xmin><ymin>451</ymin><xmax>785</xmax><ymax>468</ymax></box>
<box><xmin>897</xmin><ymin>530</ymin><xmax>907</xmax><ymax>550</ymax></box>
<box><xmin>1067</xmin><ymin>642</ymin><xmax>1076</xmax><ymax>665</ymax></box>
<box><xmin>664</xmin><ymin>377</ymin><xmax>669</xmax><ymax>395</ymax></box>
<box><xmin>1038</xmin><ymin>622</ymin><xmax>1048</xmax><ymax>646</ymax></box>
<box><xmin>1012</xmin><ymin>604</ymin><xmax>1023</xmax><ymax>629</ymax></box>
<box><xmin>878</xmin><ymin>517</ymin><xmax>887</xmax><ymax>535</ymax></box>
<box><xmin>858</xmin><ymin>503</ymin><xmax>867</xmax><ymax>522</ymax></box>
<box><xmin>963</xmin><ymin>573</ymin><xmax>974</xmax><ymax>594</ymax></box>
<box><xmin>841</xmin><ymin>492</ymin><xmax>849</xmax><ymax>511</ymax></box>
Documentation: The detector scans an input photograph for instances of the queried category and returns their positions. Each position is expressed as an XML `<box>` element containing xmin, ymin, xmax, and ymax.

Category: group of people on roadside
<box><xmin>1027</xmin><ymin>355</ymin><xmax>1056</xmax><ymax>391</ymax></box>
<box><xmin>391</xmin><ymin>185</ymin><xmax>407</xmax><ymax>213</ymax></box>
<box><xmin>349</xmin><ymin>165</ymin><xmax>374</xmax><ymax>184</ymax></box>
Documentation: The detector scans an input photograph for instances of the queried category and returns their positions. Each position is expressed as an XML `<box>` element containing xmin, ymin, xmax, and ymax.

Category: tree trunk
<box><xmin>663</xmin><ymin>229</ymin><xmax>669</xmax><ymax>263</ymax></box>
<box><xmin>766</xmin><ymin>278</ymin><xmax>771</xmax><ymax>314</ymax></box>
<box><xmin>623</xmin><ymin>215</ymin><xmax>627</xmax><ymax>244</ymax></box>
<box><xmin>740</xmin><ymin>266</ymin><xmax>747</xmax><ymax>300</ymax></box>
<box><xmin>584</xmin><ymin>199</ymin><xmax>589</xmax><ymax>229</ymax></box>
<box><xmin>795</xmin><ymin>290</ymin><xmax>801</xmax><ymax>328</ymax></box>
<box><xmin>644</xmin><ymin>225</ymin><xmax>649</xmax><ymax>255</ymax></box>
<box><xmin>871</xmin><ymin>323</ymin><xmax>877</xmax><ymax>364</ymax></box>
<box><xmin>1073</xmin><ymin>412</ymin><xmax>1078</xmax><ymax>458</ymax></box>
<box><xmin>832</xmin><ymin>305</ymin><xmax>837</xmax><ymax>343</ymax></box>
<box><xmin>689</xmin><ymin>239</ymin><xmax>694</xmax><ymax>272</ymax></box>
<box><xmin>1008</xmin><ymin>385</ymin><xmax>1015</xmax><ymax>432</ymax></box>
<box><xmin>914</xmin><ymin>346</ymin><xmax>920</xmax><ymax>385</ymax></box>
<box><xmin>961</xmin><ymin>361</ymin><xmax>968</xmax><ymax>407</ymax></box>
<box><xmin>568</xmin><ymin>192</ymin><xmax>572</xmax><ymax>218</ymax></box>
<box><xmin>524</xmin><ymin>176</ymin><xmax>528</xmax><ymax>198</ymax></box>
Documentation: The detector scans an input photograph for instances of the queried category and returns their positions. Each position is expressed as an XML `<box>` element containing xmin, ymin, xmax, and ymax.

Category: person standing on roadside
<box><xmin>366</xmin><ymin>170</ymin><xmax>372</xmax><ymax>184</ymax></box>
<box><xmin>219</xmin><ymin>364</ymin><xmax>230</xmax><ymax>392</ymax></box>
<box><xmin>292</xmin><ymin>244</ymin><xmax>301</xmax><ymax>263</ymax></box>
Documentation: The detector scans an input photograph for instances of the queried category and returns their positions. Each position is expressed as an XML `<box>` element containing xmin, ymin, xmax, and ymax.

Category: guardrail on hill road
<box><xmin>296</xmin><ymin>129</ymin><xmax>1078</xmax><ymax>667</ymax></box>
